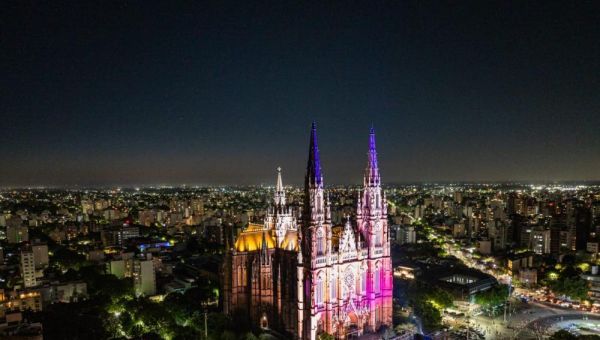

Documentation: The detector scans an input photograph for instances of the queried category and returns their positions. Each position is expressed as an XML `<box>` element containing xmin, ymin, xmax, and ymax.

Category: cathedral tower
<box><xmin>355</xmin><ymin>127</ymin><xmax>393</xmax><ymax>328</ymax></box>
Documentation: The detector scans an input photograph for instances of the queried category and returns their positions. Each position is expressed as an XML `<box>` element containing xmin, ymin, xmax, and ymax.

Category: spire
<box><xmin>276</xmin><ymin>167</ymin><xmax>283</xmax><ymax>191</ymax></box>
<box><xmin>306</xmin><ymin>122</ymin><xmax>323</xmax><ymax>188</ymax></box>
<box><xmin>302</xmin><ymin>122</ymin><xmax>326</xmax><ymax>256</ymax></box>
<box><xmin>365</xmin><ymin>126</ymin><xmax>380</xmax><ymax>186</ymax></box>
<box><xmin>369</xmin><ymin>126</ymin><xmax>378</xmax><ymax>171</ymax></box>
<box><xmin>274</xmin><ymin>166</ymin><xmax>286</xmax><ymax>206</ymax></box>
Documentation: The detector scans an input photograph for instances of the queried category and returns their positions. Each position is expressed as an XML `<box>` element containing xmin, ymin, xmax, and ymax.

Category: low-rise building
<box><xmin>519</xmin><ymin>268</ymin><xmax>538</xmax><ymax>287</ymax></box>
<box><xmin>0</xmin><ymin>289</ymin><xmax>42</xmax><ymax>312</ymax></box>
<box><xmin>507</xmin><ymin>252</ymin><xmax>534</xmax><ymax>275</ymax></box>
<box><xmin>581</xmin><ymin>274</ymin><xmax>600</xmax><ymax>302</ymax></box>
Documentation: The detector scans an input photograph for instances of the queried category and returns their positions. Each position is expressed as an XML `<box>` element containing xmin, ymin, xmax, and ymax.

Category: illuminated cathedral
<box><xmin>223</xmin><ymin>123</ymin><xmax>393</xmax><ymax>339</ymax></box>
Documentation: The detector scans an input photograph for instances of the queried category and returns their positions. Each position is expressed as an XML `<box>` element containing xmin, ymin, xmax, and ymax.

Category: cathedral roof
<box><xmin>280</xmin><ymin>230</ymin><xmax>299</xmax><ymax>251</ymax></box>
<box><xmin>234</xmin><ymin>223</ymin><xmax>276</xmax><ymax>252</ymax></box>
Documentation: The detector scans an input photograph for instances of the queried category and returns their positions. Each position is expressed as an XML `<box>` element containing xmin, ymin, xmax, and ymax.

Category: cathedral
<box><xmin>223</xmin><ymin>123</ymin><xmax>393</xmax><ymax>339</ymax></box>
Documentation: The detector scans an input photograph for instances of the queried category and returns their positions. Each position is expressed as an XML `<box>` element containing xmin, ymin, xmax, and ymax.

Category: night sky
<box><xmin>1</xmin><ymin>1</ymin><xmax>599</xmax><ymax>187</ymax></box>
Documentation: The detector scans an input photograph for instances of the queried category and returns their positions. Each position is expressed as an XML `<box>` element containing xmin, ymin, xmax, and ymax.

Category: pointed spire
<box><xmin>365</xmin><ymin>126</ymin><xmax>380</xmax><ymax>186</ymax></box>
<box><xmin>306</xmin><ymin>122</ymin><xmax>323</xmax><ymax>187</ymax></box>
<box><xmin>369</xmin><ymin>126</ymin><xmax>378</xmax><ymax>171</ymax></box>
<box><xmin>274</xmin><ymin>166</ymin><xmax>286</xmax><ymax>206</ymax></box>
<box><xmin>276</xmin><ymin>167</ymin><xmax>283</xmax><ymax>191</ymax></box>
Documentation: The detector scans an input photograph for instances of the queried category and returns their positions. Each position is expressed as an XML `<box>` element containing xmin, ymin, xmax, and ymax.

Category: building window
<box><xmin>316</xmin><ymin>276</ymin><xmax>323</xmax><ymax>307</ymax></box>
<box><xmin>316</xmin><ymin>229</ymin><xmax>324</xmax><ymax>255</ymax></box>
<box><xmin>374</xmin><ymin>233</ymin><xmax>381</xmax><ymax>247</ymax></box>
<box><xmin>362</xmin><ymin>271</ymin><xmax>367</xmax><ymax>293</ymax></box>
<box><xmin>330</xmin><ymin>279</ymin><xmax>336</xmax><ymax>300</ymax></box>
<box><xmin>374</xmin><ymin>269</ymin><xmax>380</xmax><ymax>294</ymax></box>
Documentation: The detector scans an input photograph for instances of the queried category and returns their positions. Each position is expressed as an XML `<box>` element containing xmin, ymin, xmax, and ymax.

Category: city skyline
<box><xmin>2</xmin><ymin>2</ymin><xmax>599</xmax><ymax>186</ymax></box>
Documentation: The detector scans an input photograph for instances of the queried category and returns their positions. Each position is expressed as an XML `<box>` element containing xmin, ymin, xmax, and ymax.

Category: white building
<box><xmin>531</xmin><ymin>229</ymin><xmax>551</xmax><ymax>254</ymax></box>
<box><xmin>107</xmin><ymin>253</ymin><xmax>156</xmax><ymax>296</ymax></box>
<box><xmin>134</xmin><ymin>256</ymin><xmax>156</xmax><ymax>296</ymax></box>
<box><xmin>20</xmin><ymin>250</ymin><xmax>37</xmax><ymax>288</ymax></box>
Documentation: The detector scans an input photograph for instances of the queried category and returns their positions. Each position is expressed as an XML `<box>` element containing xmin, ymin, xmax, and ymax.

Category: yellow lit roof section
<box><xmin>281</xmin><ymin>231</ymin><xmax>299</xmax><ymax>251</ymax></box>
<box><xmin>235</xmin><ymin>223</ymin><xmax>276</xmax><ymax>252</ymax></box>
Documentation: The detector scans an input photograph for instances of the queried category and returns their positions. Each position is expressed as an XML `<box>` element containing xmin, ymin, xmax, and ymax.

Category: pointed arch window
<box><xmin>330</xmin><ymin>278</ymin><xmax>336</xmax><ymax>300</ymax></box>
<box><xmin>316</xmin><ymin>274</ymin><xmax>324</xmax><ymax>307</ymax></box>
<box><xmin>316</xmin><ymin>228</ymin><xmax>324</xmax><ymax>255</ymax></box>
<box><xmin>362</xmin><ymin>270</ymin><xmax>367</xmax><ymax>293</ymax></box>
<box><xmin>374</xmin><ymin>233</ymin><xmax>382</xmax><ymax>247</ymax></box>
<box><xmin>374</xmin><ymin>267</ymin><xmax>381</xmax><ymax>294</ymax></box>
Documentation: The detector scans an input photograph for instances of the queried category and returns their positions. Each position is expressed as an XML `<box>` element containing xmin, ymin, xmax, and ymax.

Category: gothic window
<box><xmin>316</xmin><ymin>274</ymin><xmax>324</xmax><ymax>307</ymax></box>
<box><xmin>242</xmin><ymin>266</ymin><xmax>247</xmax><ymax>286</ymax></box>
<box><xmin>374</xmin><ymin>268</ymin><xmax>380</xmax><ymax>294</ymax></box>
<box><xmin>237</xmin><ymin>266</ymin><xmax>242</xmax><ymax>286</ymax></box>
<box><xmin>316</xmin><ymin>228</ymin><xmax>324</xmax><ymax>255</ymax></box>
<box><xmin>361</xmin><ymin>270</ymin><xmax>367</xmax><ymax>293</ymax></box>
<box><xmin>374</xmin><ymin>233</ymin><xmax>382</xmax><ymax>247</ymax></box>
<box><xmin>330</xmin><ymin>279</ymin><xmax>336</xmax><ymax>300</ymax></box>
<box><xmin>343</xmin><ymin>270</ymin><xmax>354</xmax><ymax>299</ymax></box>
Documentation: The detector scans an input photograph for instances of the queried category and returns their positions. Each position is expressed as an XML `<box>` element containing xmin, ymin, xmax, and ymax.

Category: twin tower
<box><xmin>223</xmin><ymin>123</ymin><xmax>393</xmax><ymax>340</ymax></box>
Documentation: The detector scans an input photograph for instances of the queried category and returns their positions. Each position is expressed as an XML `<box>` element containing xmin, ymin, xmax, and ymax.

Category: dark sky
<box><xmin>1</xmin><ymin>1</ymin><xmax>599</xmax><ymax>186</ymax></box>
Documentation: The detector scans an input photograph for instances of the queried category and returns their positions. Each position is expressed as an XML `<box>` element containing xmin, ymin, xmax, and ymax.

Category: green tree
<box><xmin>549</xmin><ymin>276</ymin><xmax>588</xmax><ymax>301</ymax></box>
<box><xmin>429</xmin><ymin>287</ymin><xmax>453</xmax><ymax>309</ymax></box>
<box><xmin>474</xmin><ymin>284</ymin><xmax>509</xmax><ymax>309</ymax></box>
<box><xmin>413</xmin><ymin>300</ymin><xmax>442</xmax><ymax>330</ymax></box>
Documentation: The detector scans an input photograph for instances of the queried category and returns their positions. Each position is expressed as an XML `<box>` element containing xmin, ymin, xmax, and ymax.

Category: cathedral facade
<box><xmin>223</xmin><ymin>124</ymin><xmax>393</xmax><ymax>339</ymax></box>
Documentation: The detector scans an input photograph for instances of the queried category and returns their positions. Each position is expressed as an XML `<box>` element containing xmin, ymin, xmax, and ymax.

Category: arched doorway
<box><xmin>260</xmin><ymin>312</ymin><xmax>268</xmax><ymax>329</ymax></box>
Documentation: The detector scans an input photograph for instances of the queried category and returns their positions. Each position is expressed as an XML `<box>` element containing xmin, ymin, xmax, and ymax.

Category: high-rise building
<box><xmin>20</xmin><ymin>249</ymin><xmax>36</xmax><ymax>288</ymax></box>
<box><xmin>31</xmin><ymin>242</ymin><xmax>49</xmax><ymax>270</ymax></box>
<box><xmin>223</xmin><ymin>124</ymin><xmax>392</xmax><ymax>339</ymax></box>
<box><xmin>394</xmin><ymin>225</ymin><xmax>416</xmax><ymax>245</ymax></box>
<box><xmin>118</xmin><ymin>224</ymin><xmax>140</xmax><ymax>245</ymax></box>
<box><xmin>489</xmin><ymin>219</ymin><xmax>508</xmax><ymax>250</ymax></box>
<box><xmin>531</xmin><ymin>228</ymin><xmax>551</xmax><ymax>255</ymax></box>
<box><xmin>191</xmin><ymin>198</ymin><xmax>205</xmax><ymax>216</ymax></box>
<box><xmin>575</xmin><ymin>206</ymin><xmax>592</xmax><ymax>251</ymax></box>
<box><xmin>133</xmin><ymin>255</ymin><xmax>156</xmax><ymax>296</ymax></box>
<box><xmin>106</xmin><ymin>253</ymin><xmax>155</xmax><ymax>296</ymax></box>
<box><xmin>81</xmin><ymin>199</ymin><xmax>94</xmax><ymax>215</ymax></box>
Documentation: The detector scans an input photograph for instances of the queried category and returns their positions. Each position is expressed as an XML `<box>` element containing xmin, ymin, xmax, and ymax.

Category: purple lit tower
<box><xmin>298</xmin><ymin>123</ymin><xmax>393</xmax><ymax>339</ymax></box>
<box><xmin>223</xmin><ymin>123</ymin><xmax>392</xmax><ymax>339</ymax></box>
<box><xmin>355</xmin><ymin>126</ymin><xmax>393</xmax><ymax>328</ymax></box>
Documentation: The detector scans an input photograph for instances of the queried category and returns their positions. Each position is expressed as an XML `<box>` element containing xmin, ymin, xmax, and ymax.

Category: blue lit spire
<box><xmin>369</xmin><ymin>125</ymin><xmax>378</xmax><ymax>170</ymax></box>
<box><xmin>365</xmin><ymin>126</ymin><xmax>380</xmax><ymax>186</ymax></box>
<box><xmin>306</xmin><ymin>121</ymin><xmax>323</xmax><ymax>187</ymax></box>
